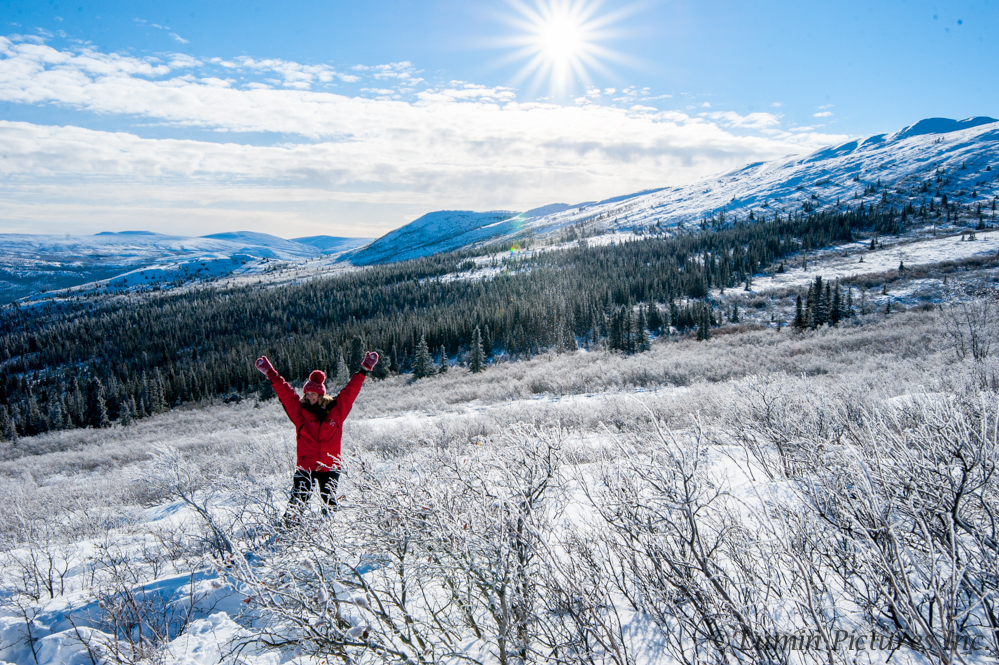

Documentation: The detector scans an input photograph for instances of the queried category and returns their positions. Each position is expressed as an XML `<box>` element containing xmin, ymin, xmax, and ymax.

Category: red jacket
<box><xmin>268</xmin><ymin>370</ymin><xmax>366</xmax><ymax>471</ymax></box>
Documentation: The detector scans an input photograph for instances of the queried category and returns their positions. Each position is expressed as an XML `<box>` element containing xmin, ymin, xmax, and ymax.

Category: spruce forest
<box><xmin>0</xmin><ymin>202</ymin><xmax>940</xmax><ymax>438</ymax></box>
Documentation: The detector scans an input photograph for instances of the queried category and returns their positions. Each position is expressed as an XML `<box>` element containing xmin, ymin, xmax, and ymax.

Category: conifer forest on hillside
<box><xmin>0</xmin><ymin>200</ymin><xmax>982</xmax><ymax>439</ymax></box>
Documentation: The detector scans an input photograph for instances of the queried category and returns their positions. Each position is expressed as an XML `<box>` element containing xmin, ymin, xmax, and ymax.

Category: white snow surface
<box><xmin>1</xmin><ymin>383</ymin><xmax>949</xmax><ymax>665</ymax></box>
<box><xmin>750</xmin><ymin>229</ymin><xmax>999</xmax><ymax>293</ymax></box>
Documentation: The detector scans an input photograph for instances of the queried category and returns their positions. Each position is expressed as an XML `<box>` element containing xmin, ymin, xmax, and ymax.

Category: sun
<box><xmin>496</xmin><ymin>0</ymin><xmax>631</xmax><ymax>99</ymax></box>
<box><xmin>539</xmin><ymin>13</ymin><xmax>584</xmax><ymax>62</ymax></box>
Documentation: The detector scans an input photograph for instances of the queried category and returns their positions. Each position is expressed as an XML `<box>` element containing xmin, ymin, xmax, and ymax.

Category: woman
<box><xmin>255</xmin><ymin>352</ymin><xmax>378</xmax><ymax>524</ymax></box>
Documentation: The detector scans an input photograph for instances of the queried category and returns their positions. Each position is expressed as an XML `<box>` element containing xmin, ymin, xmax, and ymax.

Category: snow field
<box><xmin>3</xmin><ymin>304</ymin><xmax>999</xmax><ymax>664</ymax></box>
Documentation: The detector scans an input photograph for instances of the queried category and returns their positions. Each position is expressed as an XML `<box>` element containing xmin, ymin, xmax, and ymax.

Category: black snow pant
<box><xmin>284</xmin><ymin>469</ymin><xmax>340</xmax><ymax>525</ymax></box>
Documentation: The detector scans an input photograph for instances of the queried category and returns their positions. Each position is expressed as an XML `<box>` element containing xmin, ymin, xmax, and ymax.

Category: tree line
<box><xmin>0</xmin><ymin>202</ymin><xmax>916</xmax><ymax>438</ymax></box>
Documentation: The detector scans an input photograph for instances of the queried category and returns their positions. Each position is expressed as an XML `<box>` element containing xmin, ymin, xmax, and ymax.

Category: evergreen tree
<box><xmin>622</xmin><ymin>309</ymin><xmax>635</xmax><ymax>353</ymax></box>
<box><xmin>6</xmin><ymin>405</ymin><xmax>19</xmax><ymax>443</ymax></box>
<box><xmin>24</xmin><ymin>393</ymin><xmax>42</xmax><ymax>435</ymax></box>
<box><xmin>609</xmin><ymin>310</ymin><xmax>622</xmax><ymax>351</ymax></box>
<box><xmin>50</xmin><ymin>400</ymin><xmax>65</xmax><ymax>430</ymax></box>
<box><xmin>335</xmin><ymin>348</ymin><xmax>349</xmax><ymax>385</ymax></box>
<box><xmin>793</xmin><ymin>295</ymin><xmax>806</xmax><ymax>332</ymax></box>
<box><xmin>830</xmin><ymin>283</ymin><xmax>843</xmax><ymax>325</ymax></box>
<box><xmin>348</xmin><ymin>335</ymin><xmax>364</xmax><ymax>375</ymax></box>
<box><xmin>119</xmin><ymin>398</ymin><xmax>132</xmax><ymax>426</ymax></box>
<box><xmin>696</xmin><ymin>304</ymin><xmax>712</xmax><ymax>341</ymax></box>
<box><xmin>390</xmin><ymin>343</ymin><xmax>400</xmax><ymax>374</ymax></box>
<box><xmin>412</xmin><ymin>334</ymin><xmax>435</xmax><ymax>379</ymax></box>
<box><xmin>0</xmin><ymin>404</ymin><xmax>11</xmax><ymax>441</ymax></box>
<box><xmin>86</xmin><ymin>376</ymin><xmax>111</xmax><ymax>429</ymax></box>
<box><xmin>438</xmin><ymin>345</ymin><xmax>449</xmax><ymax>374</ymax></box>
<box><xmin>805</xmin><ymin>281</ymin><xmax>816</xmax><ymax>328</ymax></box>
<box><xmin>647</xmin><ymin>304</ymin><xmax>663</xmax><ymax>333</ymax></box>
<box><xmin>482</xmin><ymin>324</ymin><xmax>493</xmax><ymax>358</ymax></box>
<box><xmin>813</xmin><ymin>277</ymin><xmax>827</xmax><ymax>327</ymax></box>
<box><xmin>636</xmin><ymin>307</ymin><xmax>650</xmax><ymax>352</ymax></box>
<box><xmin>372</xmin><ymin>348</ymin><xmax>390</xmax><ymax>380</ymax></box>
<box><xmin>470</xmin><ymin>326</ymin><xmax>485</xmax><ymax>373</ymax></box>
<box><xmin>151</xmin><ymin>370</ymin><xmax>166</xmax><ymax>413</ymax></box>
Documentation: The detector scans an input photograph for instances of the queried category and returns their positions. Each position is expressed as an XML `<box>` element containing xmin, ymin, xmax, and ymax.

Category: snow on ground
<box><xmin>750</xmin><ymin>229</ymin><xmax>998</xmax><ymax>294</ymax></box>
<box><xmin>2</xmin><ymin>357</ymin><xmax>988</xmax><ymax>663</ymax></box>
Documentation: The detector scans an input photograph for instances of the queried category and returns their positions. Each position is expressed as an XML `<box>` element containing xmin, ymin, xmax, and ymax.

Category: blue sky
<box><xmin>0</xmin><ymin>0</ymin><xmax>995</xmax><ymax>238</ymax></box>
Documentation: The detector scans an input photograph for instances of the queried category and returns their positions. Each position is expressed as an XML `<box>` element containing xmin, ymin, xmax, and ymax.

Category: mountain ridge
<box><xmin>2</xmin><ymin>116</ymin><xmax>997</xmax><ymax>299</ymax></box>
<box><xmin>345</xmin><ymin>116</ymin><xmax>998</xmax><ymax>265</ymax></box>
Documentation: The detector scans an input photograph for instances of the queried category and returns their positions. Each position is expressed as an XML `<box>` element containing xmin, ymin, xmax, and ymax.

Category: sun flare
<box><xmin>498</xmin><ymin>0</ymin><xmax>630</xmax><ymax>99</ymax></box>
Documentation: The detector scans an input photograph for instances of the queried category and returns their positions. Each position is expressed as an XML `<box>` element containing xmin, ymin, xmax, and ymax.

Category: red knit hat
<box><xmin>303</xmin><ymin>370</ymin><xmax>327</xmax><ymax>396</ymax></box>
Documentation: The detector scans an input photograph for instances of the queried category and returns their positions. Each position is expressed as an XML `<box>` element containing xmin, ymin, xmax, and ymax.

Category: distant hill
<box><xmin>292</xmin><ymin>236</ymin><xmax>373</xmax><ymax>253</ymax></box>
<box><xmin>0</xmin><ymin>230</ymin><xmax>368</xmax><ymax>301</ymax></box>
<box><xmin>346</xmin><ymin>210</ymin><xmax>521</xmax><ymax>266</ymax></box>
<box><xmin>200</xmin><ymin>231</ymin><xmax>322</xmax><ymax>258</ymax></box>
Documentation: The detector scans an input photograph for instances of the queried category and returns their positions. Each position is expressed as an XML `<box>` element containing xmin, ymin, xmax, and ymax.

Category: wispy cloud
<box><xmin>0</xmin><ymin>38</ymin><xmax>850</xmax><ymax>236</ymax></box>
<box><xmin>701</xmin><ymin>111</ymin><xmax>781</xmax><ymax>130</ymax></box>
<box><xmin>353</xmin><ymin>61</ymin><xmax>423</xmax><ymax>84</ymax></box>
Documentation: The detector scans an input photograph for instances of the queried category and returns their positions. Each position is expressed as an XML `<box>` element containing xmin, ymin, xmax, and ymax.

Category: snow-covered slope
<box><xmin>291</xmin><ymin>235</ymin><xmax>373</xmax><ymax>253</ymax></box>
<box><xmin>0</xmin><ymin>231</ymin><xmax>356</xmax><ymax>301</ymax></box>
<box><xmin>346</xmin><ymin>210</ymin><xmax>520</xmax><ymax>265</ymax></box>
<box><xmin>509</xmin><ymin>116</ymin><xmax>999</xmax><ymax>240</ymax></box>
<box><xmin>199</xmin><ymin>231</ymin><xmax>323</xmax><ymax>259</ymax></box>
<box><xmin>348</xmin><ymin>117</ymin><xmax>999</xmax><ymax>265</ymax></box>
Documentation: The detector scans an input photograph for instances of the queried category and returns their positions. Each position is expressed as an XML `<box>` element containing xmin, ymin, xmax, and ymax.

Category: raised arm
<box><xmin>256</xmin><ymin>356</ymin><xmax>302</xmax><ymax>424</ymax></box>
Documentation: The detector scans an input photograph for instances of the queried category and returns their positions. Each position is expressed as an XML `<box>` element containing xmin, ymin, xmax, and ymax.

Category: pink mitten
<box><xmin>361</xmin><ymin>351</ymin><xmax>379</xmax><ymax>371</ymax></box>
<box><xmin>255</xmin><ymin>356</ymin><xmax>276</xmax><ymax>376</ymax></box>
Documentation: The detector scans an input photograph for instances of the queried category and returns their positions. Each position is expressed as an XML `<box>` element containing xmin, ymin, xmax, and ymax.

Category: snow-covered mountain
<box><xmin>350</xmin><ymin>116</ymin><xmax>999</xmax><ymax>265</ymax></box>
<box><xmin>508</xmin><ymin>116</ymin><xmax>999</xmax><ymax>239</ymax></box>
<box><xmin>4</xmin><ymin>117</ymin><xmax>996</xmax><ymax>299</ymax></box>
<box><xmin>0</xmin><ymin>231</ymin><xmax>372</xmax><ymax>301</ymax></box>
<box><xmin>292</xmin><ymin>236</ymin><xmax>372</xmax><ymax>253</ymax></box>
<box><xmin>347</xmin><ymin>210</ymin><xmax>522</xmax><ymax>265</ymax></box>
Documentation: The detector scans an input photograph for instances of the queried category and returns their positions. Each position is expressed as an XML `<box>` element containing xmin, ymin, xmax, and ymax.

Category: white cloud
<box><xmin>813</xmin><ymin>111</ymin><xmax>833</xmax><ymax>117</ymax></box>
<box><xmin>353</xmin><ymin>61</ymin><xmax>423</xmax><ymax>84</ymax></box>
<box><xmin>417</xmin><ymin>83</ymin><xmax>517</xmax><ymax>104</ymax></box>
<box><xmin>701</xmin><ymin>111</ymin><xmax>782</xmax><ymax>130</ymax></box>
<box><xmin>170</xmin><ymin>33</ymin><xmax>189</xmax><ymax>44</ymax></box>
<box><xmin>0</xmin><ymin>39</ymin><xmax>850</xmax><ymax>236</ymax></box>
